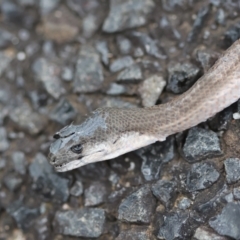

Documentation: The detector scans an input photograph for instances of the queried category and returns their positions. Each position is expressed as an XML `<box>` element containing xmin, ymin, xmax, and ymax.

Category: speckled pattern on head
<box><xmin>49</xmin><ymin>39</ymin><xmax>240</xmax><ymax>172</ymax></box>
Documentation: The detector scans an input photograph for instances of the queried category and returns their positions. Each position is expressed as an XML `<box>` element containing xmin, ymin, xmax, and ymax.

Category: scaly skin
<box><xmin>49</xmin><ymin>39</ymin><xmax>240</xmax><ymax>172</ymax></box>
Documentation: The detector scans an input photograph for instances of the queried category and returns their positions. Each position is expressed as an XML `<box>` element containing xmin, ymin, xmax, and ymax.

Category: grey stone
<box><xmin>84</xmin><ymin>181</ymin><xmax>107</xmax><ymax>206</ymax></box>
<box><xmin>29</xmin><ymin>153</ymin><xmax>69</xmax><ymax>202</ymax></box>
<box><xmin>131</xmin><ymin>31</ymin><xmax>166</xmax><ymax>59</ymax></box>
<box><xmin>187</xmin><ymin>5</ymin><xmax>210</xmax><ymax>42</ymax></box>
<box><xmin>74</xmin><ymin>46</ymin><xmax>103</xmax><ymax>93</ymax></box>
<box><xmin>0</xmin><ymin>158</ymin><xmax>6</xmax><ymax>170</ymax></box>
<box><xmin>209</xmin><ymin>203</ymin><xmax>240</xmax><ymax>239</ymax></box>
<box><xmin>49</xmin><ymin>98</ymin><xmax>76</xmax><ymax>125</ymax></box>
<box><xmin>32</xmin><ymin>57</ymin><xmax>65</xmax><ymax>99</ymax></box>
<box><xmin>3</xmin><ymin>173</ymin><xmax>23</xmax><ymax>191</ymax></box>
<box><xmin>7</xmin><ymin>200</ymin><xmax>40</xmax><ymax>230</ymax></box>
<box><xmin>70</xmin><ymin>181</ymin><xmax>83</xmax><ymax>197</ymax></box>
<box><xmin>117</xmin><ymin>64</ymin><xmax>142</xmax><ymax>82</ymax></box>
<box><xmin>233</xmin><ymin>187</ymin><xmax>240</xmax><ymax>200</ymax></box>
<box><xmin>215</xmin><ymin>8</ymin><xmax>225</xmax><ymax>26</ymax></box>
<box><xmin>0</xmin><ymin>50</ymin><xmax>15</xmax><ymax>77</ymax></box>
<box><xmin>194</xmin><ymin>226</ymin><xmax>228</xmax><ymax>240</ymax></box>
<box><xmin>151</xmin><ymin>180</ymin><xmax>176</xmax><ymax>205</ymax></box>
<box><xmin>186</xmin><ymin>162</ymin><xmax>220</xmax><ymax>192</ymax></box>
<box><xmin>158</xmin><ymin>211</ymin><xmax>189</xmax><ymax>240</ymax></box>
<box><xmin>118</xmin><ymin>186</ymin><xmax>156</xmax><ymax>223</ymax></box>
<box><xmin>54</xmin><ymin>208</ymin><xmax>105</xmax><ymax>238</ymax></box>
<box><xmin>9</xmin><ymin>104</ymin><xmax>48</xmax><ymax>135</ymax></box>
<box><xmin>61</xmin><ymin>66</ymin><xmax>74</xmax><ymax>81</ymax></box>
<box><xmin>11</xmin><ymin>151</ymin><xmax>27</xmax><ymax>175</ymax></box>
<box><xmin>0</xmin><ymin>127</ymin><xmax>9</xmax><ymax>152</ymax></box>
<box><xmin>178</xmin><ymin>197</ymin><xmax>191</xmax><ymax>210</ymax></box>
<box><xmin>116</xmin><ymin>227</ymin><xmax>151</xmax><ymax>240</ymax></box>
<box><xmin>139</xmin><ymin>75</ymin><xmax>166</xmax><ymax>107</ymax></box>
<box><xmin>39</xmin><ymin>0</ymin><xmax>60</xmax><ymax>15</ymax></box>
<box><xmin>82</xmin><ymin>14</ymin><xmax>99</xmax><ymax>38</ymax></box>
<box><xmin>167</xmin><ymin>62</ymin><xmax>200</xmax><ymax>94</ymax></box>
<box><xmin>183</xmin><ymin>127</ymin><xmax>222</xmax><ymax>163</ymax></box>
<box><xmin>117</xmin><ymin>35</ymin><xmax>132</xmax><ymax>55</ymax></box>
<box><xmin>110</xmin><ymin>56</ymin><xmax>134</xmax><ymax>73</ymax></box>
<box><xmin>103</xmin><ymin>0</ymin><xmax>155</xmax><ymax>33</ymax></box>
<box><xmin>224</xmin><ymin>158</ymin><xmax>240</xmax><ymax>184</ymax></box>
<box><xmin>95</xmin><ymin>40</ymin><xmax>109</xmax><ymax>65</ymax></box>
<box><xmin>0</xmin><ymin>28</ymin><xmax>13</xmax><ymax>48</ymax></box>
<box><xmin>106</xmin><ymin>83</ymin><xmax>127</xmax><ymax>95</ymax></box>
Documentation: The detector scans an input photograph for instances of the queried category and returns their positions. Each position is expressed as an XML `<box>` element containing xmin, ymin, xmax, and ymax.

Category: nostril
<box><xmin>53</xmin><ymin>133</ymin><xmax>60</xmax><ymax>139</ymax></box>
<box><xmin>51</xmin><ymin>156</ymin><xmax>56</xmax><ymax>163</ymax></box>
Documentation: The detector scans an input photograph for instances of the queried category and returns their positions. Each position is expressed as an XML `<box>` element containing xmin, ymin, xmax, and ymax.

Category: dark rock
<box><xmin>161</xmin><ymin>0</ymin><xmax>192</xmax><ymax>12</ymax></box>
<box><xmin>39</xmin><ymin>0</ymin><xmax>60</xmax><ymax>15</ymax></box>
<box><xmin>167</xmin><ymin>62</ymin><xmax>200</xmax><ymax>94</ymax></box>
<box><xmin>118</xmin><ymin>186</ymin><xmax>156</xmax><ymax>223</ymax></box>
<box><xmin>95</xmin><ymin>40</ymin><xmax>109</xmax><ymax>65</ymax></box>
<box><xmin>224</xmin><ymin>158</ymin><xmax>240</xmax><ymax>184</ymax></box>
<box><xmin>7</xmin><ymin>200</ymin><xmax>40</xmax><ymax>230</ymax></box>
<box><xmin>3</xmin><ymin>173</ymin><xmax>23</xmax><ymax>191</ymax></box>
<box><xmin>32</xmin><ymin>57</ymin><xmax>65</xmax><ymax>99</ymax></box>
<box><xmin>158</xmin><ymin>211</ymin><xmax>189</xmax><ymax>240</ymax></box>
<box><xmin>233</xmin><ymin>187</ymin><xmax>240</xmax><ymax>200</ymax></box>
<box><xmin>0</xmin><ymin>29</ymin><xmax>13</xmax><ymax>49</ymax></box>
<box><xmin>117</xmin><ymin>64</ymin><xmax>142</xmax><ymax>82</ymax></box>
<box><xmin>178</xmin><ymin>197</ymin><xmax>191</xmax><ymax>210</ymax></box>
<box><xmin>102</xmin><ymin>0</ymin><xmax>155</xmax><ymax>33</ymax></box>
<box><xmin>139</xmin><ymin>75</ymin><xmax>166</xmax><ymax>107</ymax></box>
<box><xmin>186</xmin><ymin>162</ymin><xmax>220</xmax><ymax>192</ymax></box>
<box><xmin>54</xmin><ymin>208</ymin><xmax>105</xmax><ymax>238</ymax></box>
<box><xmin>11</xmin><ymin>151</ymin><xmax>27</xmax><ymax>175</ymax></box>
<box><xmin>1</xmin><ymin>1</ymin><xmax>24</xmax><ymax>24</ymax></box>
<box><xmin>117</xmin><ymin>35</ymin><xmax>132</xmax><ymax>55</ymax></box>
<box><xmin>209</xmin><ymin>203</ymin><xmax>240</xmax><ymax>239</ymax></box>
<box><xmin>137</xmin><ymin>137</ymin><xmax>175</xmax><ymax>181</ymax></box>
<box><xmin>0</xmin><ymin>127</ymin><xmax>9</xmax><ymax>152</ymax></box>
<box><xmin>110</xmin><ymin>56</ymin><xmax>134</xmax><ymax>73</ymax></box>
<box><xmin>116</xmin><ymin>227</ymin><xmax>152</xmax><ymax>240</ymax></box>
<box><xmin>183</xmin><ymin>127</ymin><xmax>222</xmax><ymax>163</ymax></box>
<box><xmin>0</xmin><ymin>50</ymin><xmax>15</xmax><ymax>77</ymax></box>
<box><xmin>84</xmin><ymin>181</ymin><xmax>108</xmax><ymax>206</ymax></box>
<box><xmin>195</xmin><ymin>49</ymin><xmax>219</xmax><ymax>73</ymax></box>
<box><xmin>29</xmin><ymin>153</ymin><xmax>69</xmax><ymax>202</ymax></box>
<box><xmin>70</xmin><ymin>181</ymin><xmax>83</xmax><ymax>197</ymax></box>
<box><xmin>151</xmin><ymin>180</ymin><xmax>176</xmax><ymax>206</ymax></box>
<box><xmin>74</xmin><ymin>46</ymin><xmax>103</xmax><ymax>93</ymax></box>
<box><xmin>77</xmin><ymin>162</ymin><xmax>110</xmax><ymax>180</ymax></box>
<box><xmin>224</xmin><ymin>21</ymin><xmax>240</xmax><ymax>48</ymax></box>
<box><xmin>131</xmin><ymin>31</ymin><xmax>166</xmax><ymax>59</ymax></box>
<box><xmin>38</xmin><ymin>6</ymin><xmax>79</xmax><ymax>43</ymax></box>
<box><xmin>49</xmin><ymin>98</ymin><xmax>76</xmax><ymax>125</ymax></box>
<box><xmin>9</xmin><ymin>104</ymin><xmax>48</xmax><ymax>135</ymax></box>
<box><xmin>187</xmin><ymin>5</ymin><xmax>210</xmax><ymax>42</ymax></box>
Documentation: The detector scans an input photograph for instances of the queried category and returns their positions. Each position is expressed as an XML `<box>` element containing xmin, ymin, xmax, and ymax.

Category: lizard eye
<box><xmin>71</xmin><ymin>144</ymin><xmax>82</xmax><ymax>154</ymax></box>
